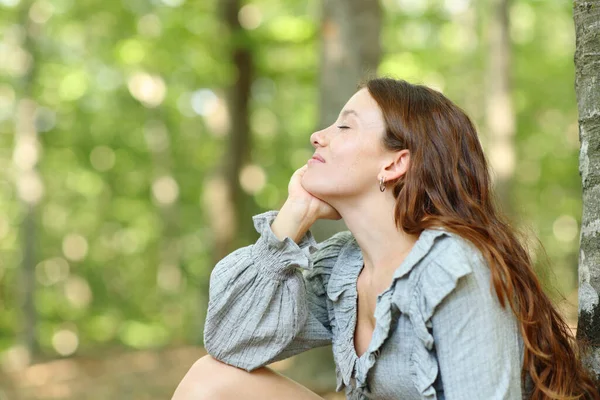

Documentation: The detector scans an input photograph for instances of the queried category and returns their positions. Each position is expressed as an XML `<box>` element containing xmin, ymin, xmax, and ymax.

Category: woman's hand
<box><xmin>286</xmin><ymin>164</ymin><xmax>342</xmax><ymax>221</ymax></box>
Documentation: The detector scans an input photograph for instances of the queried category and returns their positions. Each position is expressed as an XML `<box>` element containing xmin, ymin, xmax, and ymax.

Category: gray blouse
<box><xmin>203</xmin><ymin>210</ymin><xmax>533</xmax><ymax>399</ymax></box>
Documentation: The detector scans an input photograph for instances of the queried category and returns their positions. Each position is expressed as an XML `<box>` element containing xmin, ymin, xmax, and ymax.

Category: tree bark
<box><xmin>574</xmin><ymin>0</ymin><xmax>600</xmax><ymax>379</ymax></box>
<box><xmin>484</xmin><ymin>0</ymin><xmax>515</xmax><ymax>215</ymax></box>
<box><xmin>314</xmin><ymin>0</ymin><xmax>383</xmax><ymax>241</ymax></box>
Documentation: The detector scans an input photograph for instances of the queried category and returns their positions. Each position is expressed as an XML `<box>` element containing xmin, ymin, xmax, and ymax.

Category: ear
<box><xmin>380</xmin><ymin>149</ymin><xmax>410</xmax><ymax>181</ymax></box>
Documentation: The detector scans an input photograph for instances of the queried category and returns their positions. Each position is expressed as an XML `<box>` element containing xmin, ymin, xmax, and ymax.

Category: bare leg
<box><xmin>171</xmin><ymin>355</ymin><xmax>326</xmax><ymax>400</ymax></box>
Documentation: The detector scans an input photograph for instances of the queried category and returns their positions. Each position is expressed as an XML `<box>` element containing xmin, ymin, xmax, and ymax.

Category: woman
<box><xmin>172</xmin><ymin>78</ymin><xmax>599</xmax><ymax>399</ymax></box>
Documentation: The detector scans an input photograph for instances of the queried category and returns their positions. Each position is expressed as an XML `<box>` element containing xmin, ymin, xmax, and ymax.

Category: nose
<box><xmin>310</xmin><ymin>128</ymin><xmax>327</xmax><ymax>148</ymax></box>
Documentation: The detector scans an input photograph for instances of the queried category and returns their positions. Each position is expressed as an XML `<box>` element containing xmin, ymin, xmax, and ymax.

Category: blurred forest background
<box><xmin>0</xmin><ymin>0</ymin><xmax>584</xmax><ymax>398</ymax></box>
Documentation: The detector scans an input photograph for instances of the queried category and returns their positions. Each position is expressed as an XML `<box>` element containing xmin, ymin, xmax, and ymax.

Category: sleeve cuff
<box><xmin>251</xmin><ymin>210</ymin><xmax>320</xmax><ymax>279</ymax></box>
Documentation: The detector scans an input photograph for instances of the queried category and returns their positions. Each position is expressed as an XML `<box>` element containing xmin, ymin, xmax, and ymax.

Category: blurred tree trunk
<box><xmin>202</xmin><ymin>0</ymin><xmax>254</xmax><ymax>264</ymax></box>
<box><xmin>198</xmin><ymin>0</ymin><xmax>255</xmax><ymax>344</ymax></box>
<box><xmin>13</xmin><ymin>0</ymin><xmax>41</xmax><ymax>362</ymax></box>
<box><xmin>574</xmin><ymin>0</ymin><xmax>600</xmax><ymax>379</ymax></box>
<box><xmin>484</xmin><ymin>0</ymin><xmax>515</xmax><ymax>215</ymax></box>
<box><xmin>318</xmin><ymin>0</ymin><xmax>382</xmax><ymax>130</ymax></box>
<box><xmin>314</xmin><ymin>0</ymin><xmax>382</xmax><ymax>241</ymax></box>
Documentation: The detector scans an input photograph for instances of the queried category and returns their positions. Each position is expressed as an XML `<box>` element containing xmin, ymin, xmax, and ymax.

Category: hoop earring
<box><xmin>379</xmin><ymin>176</ymin><xmax>386</xmax><ymax>192</ymax></box>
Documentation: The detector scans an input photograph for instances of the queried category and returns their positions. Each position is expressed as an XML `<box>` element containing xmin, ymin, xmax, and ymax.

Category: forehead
<box><xmin>342</xmin><ymin>88</ymin><xmax>385</xmax><ymax>129</ymax></box>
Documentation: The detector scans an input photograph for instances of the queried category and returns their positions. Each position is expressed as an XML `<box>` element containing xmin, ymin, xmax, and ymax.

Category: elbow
<box><xmin>202</xmin><ymin>326</ymin><xmax>271</xmax><ymax>373</ymax></box>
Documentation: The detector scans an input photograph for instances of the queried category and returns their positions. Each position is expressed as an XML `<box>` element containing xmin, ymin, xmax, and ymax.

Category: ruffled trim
<box><xmin>251</xmin><ymin>210</ymin><xmax>320</xmax><ymax>279</ymax></box>
<box><xmin>325</xmin><ymin>228</ymin><xmax>451</xmax><ymax>393</ymax></box>
<box><xmin>303</xmin><ymin>230</ymin><xmax>353</xmax><ymax>292</ymax></box>
<box><xmin>303</xmin><ymin>230</ymin><xmax>354</xmax><ymax>376</ymax></box>
<box><xmin>323</xmin><ymin>232</ymin><xmax>360</xmax><ymax>392</ymax></box>
<box><xmin>355</xmin><ymin>229</ymin><xmax>451</xmax><ymax>392</ymax></box>
<box><xmin>345</xmin><ymin>385</ymin><xmax>366</xmax><ymax>400</ymax></box>
<box><xmin>406</xmin><ymin>242</ymin><xmax>474</xmax><ymax>399</ymax></box>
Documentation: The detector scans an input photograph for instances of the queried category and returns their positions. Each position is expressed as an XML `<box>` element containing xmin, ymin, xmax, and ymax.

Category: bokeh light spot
<box><xmin>127</xmin><ymin>72</ymin><xmax>166</xmax><ymax>108</ymax></box>
<box><xmin>62</xmin><ymin>233</ymin><xmax>89</xmax><ymax>262</ymax></box>
<box><xmin>137</xmin><ymin>14</ymin><xmax>162</xmax><ymax>37</ymax></box>
<box><xmin>90</xmin><ymin>146</ymin><xmax>116</xmax><ymax>172</ymax></box>
<box><xmin>191</xmin><ymin>89</ymin><xmax>218</xmax><ymax>116</ymax></box>
<box><xmin>64</xmin><ymin>276</ymin><xmax>92</xmax><ymax>308</ymax></box>
<box><xmin>239</xmin><ymin>4</ymin><xmax>262</xmax><ymax>30</ymax></box>
<box><xmin>52</xmin><ymin>329</ymin><xmax>79</xmax><ymax>356</ymax></box>
<box><xmin>157</xmin><ymin>263</ymin><xmax>181</xmax><ymax>292</ymax></box>
<box><xmin>240</xmin><ymin>164</ymin><xmax>266</xmax><ymax>195</ymax></box>
<box><xmin>118</xmin><ymin>39</ymin><xmax>145</xmax><ymax>65</ymax></box>
<box><xmin>553</xmin><ymin>215</ymin><xmax>578</xmax><ymax>243</ymax></box>
<box><xmin>29</xmin><ymin>0</ymin><xmax>54</xmax><ymax>24</ymax></box>
<box><xmin>59</xmin><ymin>70</ymin><xmax>88</xmax><ymax>101</ymax></box>
<box><xmin>36</xmin><ymin>257</ymin><xmax>70</xmax><ymax>286</ymax></box>
<box><xmin>152</xmin><ymin>175</ymin><xmax>179</xmax><ymax>205</ymax></box>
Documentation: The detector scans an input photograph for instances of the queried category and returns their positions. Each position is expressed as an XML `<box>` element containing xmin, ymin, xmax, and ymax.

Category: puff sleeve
<box><xmin>203</xmin><ymin>210</ymin><xmax>349</xmax><ymax>372</ymax></box>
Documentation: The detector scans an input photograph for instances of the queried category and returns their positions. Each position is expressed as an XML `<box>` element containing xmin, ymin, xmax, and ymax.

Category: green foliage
<box><xmin>0</xmin><ymin>0</ymin><xmax>582</xmax><ymax>362</ymax></box>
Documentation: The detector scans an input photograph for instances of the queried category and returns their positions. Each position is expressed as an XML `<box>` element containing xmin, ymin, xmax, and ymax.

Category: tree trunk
<box><xmin>213</xmin><ymin>0</ymin><xmax>254</xmax><ymax>255</ymax></box>
<box><xmin>13</xmin><ymin>0</ymin><xmax>42</xmax><ymax>362</ymax></box>
<box><xmin>318</xmin><ymin>0</ymin><xmax>382</xmax><ymax>130</ymax></box>
<box><xmin>484</xmin><ymin>0</ymin><xmax>515</xmax><ymax>215</ymax></box>
<box><xmin>199</xmin><ymin>0</ymin><xmax>254</xmax><ymax>344</ymax></box>
<box><xmin>314</xmin><ymin>0</ymin><xmax>383</xmax><ymax>241</ymax></box>
<box><xmin>574</xmin><ymin>0</ymin><xmax>600</xmax><ymax>379</ymax></box>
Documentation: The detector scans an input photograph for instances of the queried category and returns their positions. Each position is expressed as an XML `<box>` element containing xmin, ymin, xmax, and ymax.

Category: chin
<box><xmin>301</xmin><ymin>178</ymin><xmax>327</xmax><ymax>196</ymax></box>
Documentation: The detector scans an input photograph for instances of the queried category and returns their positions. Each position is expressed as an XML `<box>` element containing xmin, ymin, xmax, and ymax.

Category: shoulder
<box><xmin>419</xmin><ymin>228</ymin><xmax>490</xmax><ymax>281</ymax></box>
<box><xmin>410</xmin><ymin>229</ymin><xmax>492</xmax><ymax>321</ymax></box>
<box><xmin>423</xmin><ymin>228</ymin><xmax>485</xmax><ymax>266</ymax></box>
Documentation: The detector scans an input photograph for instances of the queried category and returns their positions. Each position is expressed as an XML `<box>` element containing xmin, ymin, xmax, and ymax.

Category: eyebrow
<box><xmin>340</xmin><ymin>109</ymin><xmax>359</xmax><ymax>119</ymax></box>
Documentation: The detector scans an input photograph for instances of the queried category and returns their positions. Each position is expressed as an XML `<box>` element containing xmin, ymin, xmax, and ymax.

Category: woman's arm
<box><xmin>203</xmin><ymin>205</ymin><xmax>347</xmax><ymax>372</ymax></box>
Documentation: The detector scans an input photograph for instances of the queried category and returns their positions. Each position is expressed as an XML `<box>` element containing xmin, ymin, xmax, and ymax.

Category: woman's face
<box><xmin>303</xmin><ymin>88</ymin><xmax>388</xmax><ymax>200</ymax></box>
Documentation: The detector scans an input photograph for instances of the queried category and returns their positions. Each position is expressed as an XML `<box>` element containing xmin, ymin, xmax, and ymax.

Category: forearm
<box><xmin>271</xmin><ymin>199</ymin><xmax>317</xmax><ymax>244</ymax></box>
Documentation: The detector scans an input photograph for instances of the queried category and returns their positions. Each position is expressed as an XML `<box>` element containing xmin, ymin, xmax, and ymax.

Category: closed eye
<box><xmin>337</xmin><ymin>126</ymin><xmax>350</xmax><ymax>130</ymax></box>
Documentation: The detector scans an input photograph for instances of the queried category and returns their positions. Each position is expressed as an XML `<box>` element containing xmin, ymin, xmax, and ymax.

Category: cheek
<box><xmin>330</xmin><ymin>137</ymin><xmax>379</xmax><ymax>180</ymax></box>
<box><xmin>330</xmin><ymin>137</ymin><xmax>361</xmax><ymax>162</ymax></box>
<box><xmin>350</xmin><ymin>150</ymin><xmax>383</xmax><ymax>186</ymax></box>
<box><xmin>343</xmin><ymin>142</ymin><xmax>375</xmax><ymax>168</ymax></box>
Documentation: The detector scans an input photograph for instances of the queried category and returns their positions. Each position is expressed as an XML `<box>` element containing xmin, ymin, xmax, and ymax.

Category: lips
<box><xmin>311</xmin><ymin>154</ymin><xmax>326</xmax><ymax>163</ymax></box>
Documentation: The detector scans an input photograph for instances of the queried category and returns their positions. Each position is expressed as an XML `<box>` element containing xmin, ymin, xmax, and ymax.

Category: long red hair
<box><xmin>364</xmin><ymin>77</ymin><xmax>599</xmax><ymax>399</ymax></box>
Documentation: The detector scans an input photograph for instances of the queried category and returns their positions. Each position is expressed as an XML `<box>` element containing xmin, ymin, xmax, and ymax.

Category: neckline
<box><xmin>348</xmin><ymin>227</ymin><xmax>451</xmax><ymax>360</ymax></box>
<box><xmin>349</xmin><ymin>237</ymin><xmax>417</xmax><ymax>360</ymax></box>
<box><xmin>329</xmin><ymin>227</ymin><xmax>451</xmax><ymax>390</ymax></box>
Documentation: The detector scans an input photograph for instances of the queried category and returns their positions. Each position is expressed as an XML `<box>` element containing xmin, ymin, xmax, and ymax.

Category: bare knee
<box><xmin>172</xmin><ymin>355</ymin><xmax>323</xmax><ymax>400</ymax></box>
<box><xmin>171</xmin><ymin>354</ymin><xmax>254</xmax><ymax>400</ymax></box>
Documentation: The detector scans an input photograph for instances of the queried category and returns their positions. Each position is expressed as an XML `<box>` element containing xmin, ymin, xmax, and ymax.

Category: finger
<box><xmin>296</xmin><ymin>164</ymin><xmax>309</xmax><ymax>177</ymax></box>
